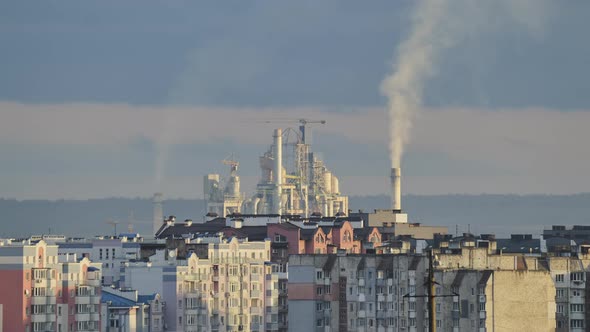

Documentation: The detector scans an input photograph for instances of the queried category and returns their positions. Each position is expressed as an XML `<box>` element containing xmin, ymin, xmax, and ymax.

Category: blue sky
<box><xmin>1</xmin><ymin>1</ymin><xmax>589</xmax><ymax>199</ymax></box>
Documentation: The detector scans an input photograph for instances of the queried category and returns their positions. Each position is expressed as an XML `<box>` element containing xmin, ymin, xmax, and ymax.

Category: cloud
<box><xmin>1</xmin><ymin>102</ymin><xmax>590</xmax><ymax>198</ymax></box>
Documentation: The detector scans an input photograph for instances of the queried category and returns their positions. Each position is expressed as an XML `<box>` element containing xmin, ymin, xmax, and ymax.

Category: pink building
<box><xmin>267</xmin><ymin>221</ymin><xmax>382</xmax><ymax>255</ymax></box>
<box><xmin>0</xmin><ymin>240</ymin><xmax>101</xmax><ymax>332</ymax></box>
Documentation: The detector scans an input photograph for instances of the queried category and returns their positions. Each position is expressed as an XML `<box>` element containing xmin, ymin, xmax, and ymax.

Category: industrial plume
<box><xmin>381</xmin><ymin>0</ymin><xmax>454</xmax><ymax>168</ymax></box>
<box><xmin>381</xmin><ymin>0</ymin><xmax>548</xmax><ymax>209</ymax></box>
<box><xmin>381</xmin><ymin>0</ymin><xmax>549</xmax><ymax>168</ymax></box>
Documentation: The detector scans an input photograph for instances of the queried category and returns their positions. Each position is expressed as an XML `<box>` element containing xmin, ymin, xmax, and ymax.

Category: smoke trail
<box><xmin>381</xmin><ymin>0</ymin><xmax>549</xmax><ymax>168</ymax></box>
<box><xmin>381</xmin><ymin>1</ymin><xmax>456</xmax><ymax>168</ymax></box>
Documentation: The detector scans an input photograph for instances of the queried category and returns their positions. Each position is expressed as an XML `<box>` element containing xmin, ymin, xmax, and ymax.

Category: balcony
<box><xmin>265</xmin><ymin>323</ymin><xmax>278</xmax><ymax>330</ymax></box>
<box><xmin>358</xmin><ymin>310</ymin><xmax>366</xmax><ymax>318</ymax></box>
<box><xmin>30</xmin><ymin>313</ymin><xmax>50</xmax><ymax>323</ymax></box>
<box><xmin>250</xmin><ymin>307</ymin><xmax>261</xmax><ymax>315</ymax></box>
<box><xmin>251</xmin><ymin>290</ymin><xmax>261</xmax><ymax>298</ymax></box>
<box><xmin>377</xmin><ymin>294</ymin><xmax>385</xmax><ymax>302</ymax></box>
<box><xmin>75</xmin><ymin>313</ymin><xmax>91</xmax><ymax>321</ymax></box>
<box><xmin>479</xmin><ymin>311</ymin><xmax>486</xmax><ymax>319</ymax></box>
<box><xmin>75</xmin><ymin>296</ymin><xmax>91</xmax><ymax>305</ymax></box>
<box><xmin>31</xmin><ymin>296</ymin><xmax>56</xmax><ymax>305</ymax></box>
<box><xmin>359</xmin><ymin>278</ymin><xmax>365</xmax><ymax>286</ymax></box>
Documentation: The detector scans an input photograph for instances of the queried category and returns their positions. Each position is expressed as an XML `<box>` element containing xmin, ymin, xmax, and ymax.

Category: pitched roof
<box><xmin>137</xmin><ymin>294</ymin><xmax>157</xmax><ymax>304</ymax></box>
<box><xmin>300</xmin><ymin>228</ymin><xmax>317</xmax><ymax>241</ymax></box>
<box><xmin>102</xmin><ymin>290</ymin><xmax>138</xmax><ymax>308</ymax></box>
<box><xmin>156</xmin><ymin>218</ymin><xmax>226</xmax><ymax>239</ymax></box>
<box><xmin>224</xmin><ymin>226</ymin><xmax>268</xmax><ymax>241</ymax></box>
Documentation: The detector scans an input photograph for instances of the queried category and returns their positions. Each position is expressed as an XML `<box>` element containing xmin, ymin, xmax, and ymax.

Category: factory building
<box><xmin>204</xmin><ymin>125</ymin><xmax>349</xmax><ymax>218</ymax></box>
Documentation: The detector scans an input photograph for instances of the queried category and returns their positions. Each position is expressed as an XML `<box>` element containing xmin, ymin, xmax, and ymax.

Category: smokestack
<box><xmin>391</xmin><ymin>168</ymin><xmax>401</xmax><ymax>211</ymax></box>
<box><xmin>274</xmin><ymin>129</ymin><xmax>283</xmax><ymax>214</ymax></box>
<box><xmin>153</xmin><ymin>193</ymin><xmax>164</xmax><ymax>235</ymax></box>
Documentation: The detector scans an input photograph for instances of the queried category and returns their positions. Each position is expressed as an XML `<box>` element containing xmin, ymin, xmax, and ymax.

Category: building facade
<box><xmin>0</xmin><ymin>240</ymin><xmax>102</xmax><ymax>332</ymax></box>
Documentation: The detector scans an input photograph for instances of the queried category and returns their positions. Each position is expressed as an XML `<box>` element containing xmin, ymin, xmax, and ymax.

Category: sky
<box><xmin>1</xmin><ymin>1</ymin><xmax>589</xmax><ymax>199</ymax></box>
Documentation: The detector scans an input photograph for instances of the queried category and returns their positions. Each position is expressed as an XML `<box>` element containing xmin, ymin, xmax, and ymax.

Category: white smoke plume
<box><xmin>381</xmin><ymin>0</ymin><xmax>550</xmax><ymax>168</ymax></box>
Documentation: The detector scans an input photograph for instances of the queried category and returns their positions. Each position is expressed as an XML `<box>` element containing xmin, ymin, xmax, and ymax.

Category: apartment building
<box><xmin>289</xmin><ymin>247</ymin><xmax>557</xmax><ymax>332</ymax></box>
<box><xmin>548</xmin><ymin>257</ymin><xmax>589</xmax><ymax>331</ymax></box>
<box><xmin>0</xmin><ymin>239</ymin><xmax>102</xmax><ymax>332</ymax></box>
<box><xmin>123</xmin><ymin>238</ymin><xmax>281</xmax><ymax>332</ymax></box>
<box><xmin>57</xmin><ymin>236</ymin><xmax>142</xmax><ymax>286</ymax></box>
<box><xmin>288</xmin><ymin>254</ymin><xmax>428</xmax><ymax>332</ymax></box>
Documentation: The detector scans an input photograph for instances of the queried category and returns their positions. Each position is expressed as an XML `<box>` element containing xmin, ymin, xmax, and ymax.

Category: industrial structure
<box><xmin>152</xmin><ymin>192</ymin><xmax>163</xmax><ymax>235</ymax></box>
<box><xmin>203</xmin><ymin>155</ymin><xmax>245</xmax><ymax>218</ymax></box>
<box><xmin>204</xmin><ymin>120</ymin><xmax>349</xmax><ymax>217</ymax></box>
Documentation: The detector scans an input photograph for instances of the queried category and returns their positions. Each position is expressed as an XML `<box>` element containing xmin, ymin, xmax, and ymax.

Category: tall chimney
<box><xmin>391</xmin><ymin>168</ymin><xmax>401</xmax><ymax>211</ymax></box>
<box><xmin>153</xmin><ymin>193</ymin><xmax>164</xmax><ymax>235</ymax></box>
<box><xmin>273</xmin><ymin>129</ymin><xmax>283</xmax><ymax>214</ymax></box>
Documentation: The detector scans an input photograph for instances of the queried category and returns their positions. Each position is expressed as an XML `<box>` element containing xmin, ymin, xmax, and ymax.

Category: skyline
<box><xmin>1</xmin><ymin>1</ymin><xmax>589</xmax><ymax>199</ymax></box>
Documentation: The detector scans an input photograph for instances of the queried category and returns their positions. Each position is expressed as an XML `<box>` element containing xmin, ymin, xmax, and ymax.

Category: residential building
<box><xmin>123</xmin><ymin>238</ymin><xmax>281</xmax><ymax>332</ymax></box>
<box><xmin>100</xmin><ymin>288</ymin><xmax>164</xmax><ymax>332</ymax></box>
<box><xmin>0</xmin><ymin>239</ymin><xmax>102</xmax><ymax>332</ymax></box>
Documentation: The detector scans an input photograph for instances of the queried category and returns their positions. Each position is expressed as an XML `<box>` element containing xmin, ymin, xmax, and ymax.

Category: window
<box><xmin>571</xmin><ymin>319</ymin><xmax>584</xmax><ymax>328</ymax></box>
<box><xmin>316</xmin><ymin>302</ymin><xmax>323</xmax><ymax>311</ymax></box>
<box><xmin>571</xmin><ymin>272</ymin><xmax>584</xmax><ymax>282</ymax></box>
<box><xmin>556</xmin><ymin>288</ymin><xmax>566</xmax><ymax>298</ymax></box>
<box><xmin>557</xmin><ymin>304</ymin><xmax>564</xmax><ymax>314</ymax></box>
<box><xmin>316</xmin><ymin>319</ymin><xmax>323</xmax><ymax>327</ymax></box>
<box><xmin>316</xmin><ymin>271</ymin><xmax>323</xmax><ymax>280</ymax></box>
<box><xmin>570</xmin><ymin>304</ymin><xmax>584</xmax><ymax>312</ymax></box>
<box><xmin>572</xmin><ymin>289</ymin><xmax>582</xmax><ymax>297</ymax></box>
<box><xmin>316</xmin><ymin>234</ymin><xmax>324</xmax><ymax>243</ymax></box>
<box><xmin>479</xmin><ymin>302</ymin><xmax>486</xmax><ymax>311</ymax></box>
<box><xmin>316</xmin><ymin>287</ymin><xmax>323</xmax><ymax>295</ymax></box>
<box><xmin>555</xmin><ymin>274</ymin><xmax>564</xmax><ymax>282</ymax></box>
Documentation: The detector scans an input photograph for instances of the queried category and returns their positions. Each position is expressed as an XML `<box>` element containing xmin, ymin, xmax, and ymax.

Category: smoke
<box><xmin>381</xmin><ymin>0</ymin><xmax>550</xmax><ymax>168</ymax></box>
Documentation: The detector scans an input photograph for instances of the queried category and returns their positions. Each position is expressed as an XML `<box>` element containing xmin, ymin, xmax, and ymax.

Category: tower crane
<box><xmin>263</xmin><ymin>118</ymin><xmax>326</xmax><ymax>144</ymax></box>
<box><xmin>222</xmin><ymin>153</ymin><xmax>239</xmax><ymax>176</ymax></box>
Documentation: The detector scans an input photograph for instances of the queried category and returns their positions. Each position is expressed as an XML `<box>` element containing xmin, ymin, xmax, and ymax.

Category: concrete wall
<box><xmin>487</xmin><ymin>270</ymin><xmax>556</xmax><ymax>332</ymax></box>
